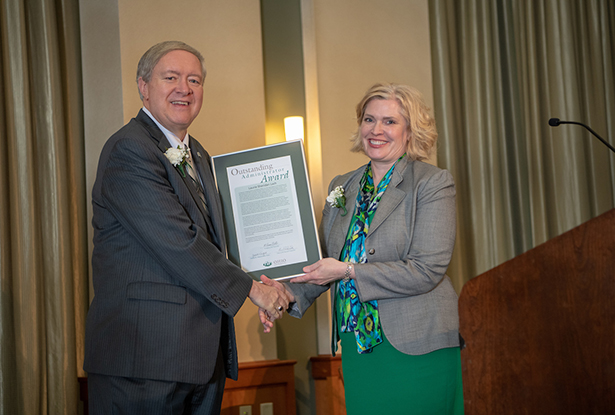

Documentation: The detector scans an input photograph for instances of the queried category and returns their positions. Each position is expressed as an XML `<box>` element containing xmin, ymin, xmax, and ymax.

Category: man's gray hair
<box><xmin>136</xmin><ymin>41</ymin><xmax>206</xmax><ymax>100</ymax></box>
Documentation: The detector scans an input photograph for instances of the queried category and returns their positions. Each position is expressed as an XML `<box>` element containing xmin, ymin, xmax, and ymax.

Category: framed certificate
<box><xmin>211</xmin><ymin>140</ymin><xmax>321</xmax><ymax>281</ymax></box>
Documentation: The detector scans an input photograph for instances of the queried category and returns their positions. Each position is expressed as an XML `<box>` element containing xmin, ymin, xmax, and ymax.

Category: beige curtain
<box><xmin>0</xmin><ymin>0</ymin><xmax>89</xmax><ymax>414</ymax></box>
<box><xmin>429</xmin><ymin>0</ymin><xmax>615</xmax><ymax>289</ymax></box>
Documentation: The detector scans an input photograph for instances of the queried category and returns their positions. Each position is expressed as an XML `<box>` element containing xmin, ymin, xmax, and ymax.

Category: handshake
<box><xmin>248</xmin><ymin>275</ymin><xmax>294</xmax><ymax>333</ymax></box>
<box><xmin>246</xmin><ymin>257</ymin><xmax>345</xmax><ymax>333</ymax></box>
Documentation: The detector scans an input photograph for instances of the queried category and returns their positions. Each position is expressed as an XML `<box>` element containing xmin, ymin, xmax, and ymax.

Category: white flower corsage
<box><xmin>164</xmin><ymin>146</ymin><xmax>190</xmax><ymax>178</ymax></box>
<box><xmin>326</xmin><ymin>186</ymin><xmax>347</xmax><ymax>216</ymax></box>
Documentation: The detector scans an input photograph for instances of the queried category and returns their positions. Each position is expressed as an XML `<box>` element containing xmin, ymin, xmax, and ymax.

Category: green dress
<box><xmin>339</xmin><ymin>329</ymin><xmax>464</xmax><ymax>414</ymax></box>
<box><xmin>336</xmin><ymin>160</ymin><xmax>464</xmax><ymax>414</ymax></box>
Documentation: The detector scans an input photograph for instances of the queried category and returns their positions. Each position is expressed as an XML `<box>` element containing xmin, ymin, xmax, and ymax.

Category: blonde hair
<box><xmin>350</xmin><ymin>83</ymin><xmax>437</xmax><ymax>161</ymax></box>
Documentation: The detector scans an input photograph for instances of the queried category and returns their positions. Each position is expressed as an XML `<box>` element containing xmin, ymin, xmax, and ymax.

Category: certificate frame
<box><xmin>211</xmin><ymin>140</ymin><xmax>321</xmax><ymax>281</ymax></box>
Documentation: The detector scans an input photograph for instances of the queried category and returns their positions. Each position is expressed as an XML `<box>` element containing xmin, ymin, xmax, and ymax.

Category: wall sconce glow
<box><xmin>284</xmin><ymin>116</ymin><xmax>304</xmax><ymax>142</ymax></box>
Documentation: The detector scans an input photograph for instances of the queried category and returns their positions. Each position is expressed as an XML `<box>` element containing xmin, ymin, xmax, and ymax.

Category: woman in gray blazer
<box><xmin>286</xmin><ymin>83</ymin><xmax>464</xmax><ymax>414</ymax></box>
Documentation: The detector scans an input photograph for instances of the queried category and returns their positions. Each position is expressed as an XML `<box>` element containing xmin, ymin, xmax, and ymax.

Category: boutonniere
<box><xmin>326</xmin><ymin>186</ymin><xmax>347</xmax><ymax>216</ymax></box>
<box><xmin>164</xmin><ymin>146</ymin><xmax>190</xmax><ymax>177</ymax></box>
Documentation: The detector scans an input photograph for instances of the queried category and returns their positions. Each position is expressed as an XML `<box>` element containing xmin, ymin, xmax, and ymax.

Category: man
<box><xmin>84</xmin><ymin>41</ymin><xmax>289</xmax><ymax>415</ymax></box>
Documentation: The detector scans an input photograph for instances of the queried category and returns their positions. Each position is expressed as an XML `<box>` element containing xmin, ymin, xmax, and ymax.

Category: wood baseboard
<box><xmin>310</xmin><ymin>355</ymin><xmax>346</xmax><ymax>415</ymax></box>
<box><xmin>222</xmin><ymin>359</ymin><xmax>297</xmax><ymax>415</ymax></box>
<box><xmin>79</xmin><ymin>359</ymin><xmax>297</xmax><ymax>415</ymax></box>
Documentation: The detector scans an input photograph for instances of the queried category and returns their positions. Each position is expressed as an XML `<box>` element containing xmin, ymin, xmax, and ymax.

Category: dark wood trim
<box><xmin>310</xmin><ymin>355</ymin><xmax>346</xmax><ymax>415</ymax></box>
<box><xmin>79</xmin><ymin>359</ymin><xmax>297</xmax><ymax>415</ymax></box>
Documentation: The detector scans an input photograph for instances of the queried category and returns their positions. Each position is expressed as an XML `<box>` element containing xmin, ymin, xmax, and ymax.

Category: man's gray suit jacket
<box><xmin>289</xmin><ymin>156</ymin><xmax>461</xmax><ymax>355</ymax></box>
<box><xmin>84</xmin><ymin>110</ymin><xmax>253</xmax><ymax>384</ymax></box>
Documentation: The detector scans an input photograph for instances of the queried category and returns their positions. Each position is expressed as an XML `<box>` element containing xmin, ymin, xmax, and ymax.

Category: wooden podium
<box><xmin>459</xmin><ymin>208</ymin><xmax>615</xmax><ymax>414</ymax></box>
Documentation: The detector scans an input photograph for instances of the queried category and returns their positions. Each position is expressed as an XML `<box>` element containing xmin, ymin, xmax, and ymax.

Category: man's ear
<box><xmin>137</xmin><ymin>77</ymin><xmax>148</xmax><ymax>101</ymax></box>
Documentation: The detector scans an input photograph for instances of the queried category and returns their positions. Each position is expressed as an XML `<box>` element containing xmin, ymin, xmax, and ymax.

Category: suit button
<box><xmin>368</xmin><ymin>248</ymin><xmax>375</xmax><ymax>255</ymax></box>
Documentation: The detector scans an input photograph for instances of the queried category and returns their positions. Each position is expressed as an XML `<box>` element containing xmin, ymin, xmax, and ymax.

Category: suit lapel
<box><xmin>326</xmin><ymin>171</ymin><xmax>362</xmax><ymax>259</ymax></box>
<box><xmin>136</xmin><ymin>110</ymin><xmax>172</xmax><ymax>152</ymax></box>
<box><xmin>135</xmin><ymin>110</ymin><xmax>220</xmax><ymax>247</ymax></box>
<box><xmin>367</xmin><ymin>158</ymin><xmax>411</xmax><ymax>236</ymax></box>
<box><xmin>325</xmin><ymin>157</ymin><xmax>412</xmax><ymax>248</ymax></box>
<box><xmin>190</xmin><ymin>138</ymin><xmax>225</xmax><ymax>252</ymax></box>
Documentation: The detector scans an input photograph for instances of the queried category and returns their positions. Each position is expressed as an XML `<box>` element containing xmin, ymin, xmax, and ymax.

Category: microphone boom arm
<box><xmin>549</xmin><ymin>118</ymin><xmax>615</xmax><ymax>154</ymax></box>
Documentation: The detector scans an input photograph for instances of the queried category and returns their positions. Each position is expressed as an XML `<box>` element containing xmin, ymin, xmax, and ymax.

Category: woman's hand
<box><xmin>291</xmin><ymin>258</ymin><xmax>352</xmax><ymax>285</ymax></box>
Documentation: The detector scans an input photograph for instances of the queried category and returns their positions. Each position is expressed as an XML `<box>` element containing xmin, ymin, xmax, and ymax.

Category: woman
<box><xmin>285</xmin><ymin>83</ymin><xmax>464</xmax><ymax>414</ymax></box>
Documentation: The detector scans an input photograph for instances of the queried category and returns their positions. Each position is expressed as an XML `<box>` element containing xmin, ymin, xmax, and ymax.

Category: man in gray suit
<box><xmin>84</xmin><ymin>41</ymin><xmax>289</xmax><ymax>415</ymax></box>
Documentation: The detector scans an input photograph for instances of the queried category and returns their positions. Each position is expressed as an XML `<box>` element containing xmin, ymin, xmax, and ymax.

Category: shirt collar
<box><xmin>142</xmin><ymin>107</ymin><xmax>190</xmax><ymax>150</ymax></box>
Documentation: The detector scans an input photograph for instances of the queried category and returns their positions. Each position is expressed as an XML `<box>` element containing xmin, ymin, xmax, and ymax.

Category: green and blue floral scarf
<box><xmin>337</xmin><ymin>158</ymin><xmax>400</xmax><ymax>354</ymax></box>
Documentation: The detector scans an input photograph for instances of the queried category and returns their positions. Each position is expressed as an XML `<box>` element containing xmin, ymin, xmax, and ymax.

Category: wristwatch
<box><xmin>343</xmin><ymin>263</ymin><xmax>353</xmax><ymax>282</ymax></box>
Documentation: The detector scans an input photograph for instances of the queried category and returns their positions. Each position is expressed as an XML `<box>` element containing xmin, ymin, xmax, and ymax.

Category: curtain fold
<box><xmin>0</xmin><ymin>0</ymin><xmax>88</xmax><ymax>414</ymax></box>
<box><xmin>429</xmin><ymin>0</ymin><xmax>615</xmax><ymax>289</ymax></box>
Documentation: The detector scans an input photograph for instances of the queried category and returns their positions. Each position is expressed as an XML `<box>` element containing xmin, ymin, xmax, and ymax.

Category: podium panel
<box><xmin>459</xmin><ymin>209</ymin><xmax>615</xmax><ymax>414</ymax></box>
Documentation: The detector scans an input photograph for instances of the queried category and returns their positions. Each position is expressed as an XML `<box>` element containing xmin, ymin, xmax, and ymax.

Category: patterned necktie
<box><xmin>185</xmin><ymin>145</ymin><xmax>212</xmax><ymax>220</ymax></box>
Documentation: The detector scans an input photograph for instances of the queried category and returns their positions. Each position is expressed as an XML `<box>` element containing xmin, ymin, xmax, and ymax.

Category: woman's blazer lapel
<box><xmin>324</xmin><ymin>156</ymin><xmax>412</xmax><ymax>255</ymax></box>
<box><xmin>324</xmin><ymin>171</ymin><xmax>361</xmax><ymax>260</ymax></box>
<box><xmin>367</xmin><ymin>156</ymin><xmax>410</xmax><ymax>237</ymax></box>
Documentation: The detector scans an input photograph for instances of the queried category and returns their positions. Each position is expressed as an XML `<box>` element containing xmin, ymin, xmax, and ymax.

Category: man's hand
<box><xmin>261</xmin><ymin>275</ymin><xmax>295</xmax><ymax>302</ymax></box>
<box><xmin>258</xmin><ymin>307</ymin><xmax>274</xmax><ymax>333</ymax></box>
<box><xmin>248</xmin><ymin>276</ymin><xmax>291</xmax><ymax>329</ymax></box>
<box><xmin>252</xmin><ymin>276</ymin><xmax>295</xmax><ymax>332</ymax></box>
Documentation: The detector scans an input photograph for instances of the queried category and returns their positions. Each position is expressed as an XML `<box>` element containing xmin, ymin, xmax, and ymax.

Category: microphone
<box><xmin>548</xmin><ymin>118</ymin><xmax>561</xmax><ymax>127</ymax></box>
<box><xmin>548</xmin><ymin>118</ymin><xmax>615</xmax><ymax>154</ymax></box>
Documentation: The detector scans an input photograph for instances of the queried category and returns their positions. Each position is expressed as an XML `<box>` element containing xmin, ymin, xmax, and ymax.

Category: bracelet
<box><xmin>343</xmin><ymin>263</ymin><xmax>353</xmax><ymax>282</ymax></box>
